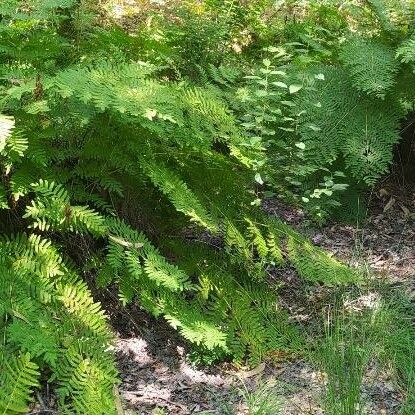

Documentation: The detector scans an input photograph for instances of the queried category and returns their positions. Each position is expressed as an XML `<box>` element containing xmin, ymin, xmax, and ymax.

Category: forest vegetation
<box><xmin>0</xmin><ymin>0</ymin><xmax>414</xmax><ymax>414</ymax></box>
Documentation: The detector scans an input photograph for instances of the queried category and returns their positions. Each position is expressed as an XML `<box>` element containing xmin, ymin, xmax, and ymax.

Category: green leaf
<box><xmin>24</xmin><ymin>100</ymin><xmax>50</xmax><ymax>114</ymax></box>
<box><xmin>255</xmin><ymin>173</ymin><xmax>264</xmax><ymax>185</ymax></box>
<box><xmin>332</xmin><ymin>183</ymin><xmax>349</xmax><ymax>191</ymax></box>
<box><xmin>255</xmin><ymin>90</ymin><xmax>268</xmax><ymax>97</ymax></box>
<box><xmin>272</xmin><ymin>81</ymin><xmax>288</xmax><ymax>88</ymax></box>
<box><xmin>270</xmin><ymin>70</ymin><xmax>286</xmax><ymax>76</ymax></box>
<box><xmin>255</xmin><ymin>79</ymin><xmax>268</xmax><ymax>86</ymax></box>
<box><xmin>265</xmin><ymin>46</ymin><xmax>280</xmax><ymax>53</ymax></box>
<box><xmin>307</xmin><ymin>124</ymin><xmax>321</xmax><ymax>132</ymax></box>
<box><xmin>280</xmin><ymin>100</ymin><xmax>296</xmax><ymax>107</ymax></box>
<box><xmin>289</xmin><ymin>84</ymin><xmax>303</xmax><ymax>94</ymax></box>
<box><xmin>295</xmin><ymin>142</ymin><xmax>306</xmax><ymax>150</ymax></box>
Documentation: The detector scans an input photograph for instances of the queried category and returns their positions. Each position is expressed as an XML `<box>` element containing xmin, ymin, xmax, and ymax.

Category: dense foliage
<box><xmin>0</xmin><ymin>0</ymin><xmax>414</xmax><ymax>413</ymax></box>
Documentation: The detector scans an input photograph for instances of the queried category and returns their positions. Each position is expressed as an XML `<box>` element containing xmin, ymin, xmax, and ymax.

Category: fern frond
<box><xmin>55</xmin><ymin>345</ymin><xmax>117</xmax><ymax>415</ymax></box>
<box><xmin>340</xmin><ymin>102</ymin><xmax>401</xmax><ymax>184</ymax></box>
<box><xmin>164</xmin><ymin>302</ymin><xmax>228</xmax><ymax>350</ymax></box>
<box><xmin>48</xmin><ymin>63</ymin><xmax>180</xmax><ymax>124</ymax></box>
<box><xmin>140</xmin><ymin>159</ymin><xmax>218</xmax><ymax>232</ymax></box>
<box><xmin>340</xmin><ymin>38</ymin><xmax>398</xmax><ymax>98</ymax></box>
<box><xmin>296</xmin><ymin>65</ymin><xmax>402</xmax><ymax>184</ymax></box>
<box><xmin>287</xmin><ymin>236</ymin><xmax>361</xmax><ymax>285</ymax></box>
<box><xmin>397</xmin><ymin>34</ymin><xmax>415</xmax><ymax>63</ymax></box>
<box><xmin>24</xmin><ymin>180</ymin><xmax>108</xmax><ymax>235</ymax></box>
<box><xmin>4</xmin><ymin>131</ymin><xmax>28</xmax><ymax>160</ymax></box>
<box><xmin>0</xmin><ymin>183</ymin><xmax>8</xmax><ymax>210</ymax></box>
<box><xmin>266</xmin><ymin>231</ymin><xmax>284</xmax><ymax>265</ymax></box>
<box><xmin>6</xmin><ymin>320</ymin><xmax>60</xmax><ymax>367</ymax></box>
<box><xmin>144</xmin><ymin>252</ymin><xmax>189</xmax><ymax>292</ymax></box>
<box><xmin>57</xmin><ymin>280</ymin><xmax>110</xmax><ymax>339</ymax></box>
<box><xmin>0</xmin><ymin>352</ymin><xmax>40</xmax><ymax>415</ymax></box>
<box><xmin>245</xmin><ymin>218</ymin><xmax>269</xmax><ymax>259</ymax></box>
<box><xmin>207</xmin><ymin>64</ymin><xmax>241</xmax><ymax>87</ymax></box>
<box><xmin>182</xmin><ymin>86</ymin><xmax>240</xmax><ymax>143</ymax></box>
<box><xmin>365</xmin><ymin>0</ymin><xmax>397</xmax><ymax>33</ymax></box>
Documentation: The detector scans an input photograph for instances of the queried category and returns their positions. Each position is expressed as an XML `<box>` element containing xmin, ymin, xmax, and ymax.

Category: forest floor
<box><xmin>112</xmin><ymin>180</ymin><xmax>415</xmax><ymax>415</ymax></box>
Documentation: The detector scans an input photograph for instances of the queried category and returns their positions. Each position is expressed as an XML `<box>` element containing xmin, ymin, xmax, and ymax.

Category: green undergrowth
<box><xmin>312</xmin><ymin>284</ymin><xmax>415</xmax><ymax>415</ymax></box>
<box><xmin>1</xmin><ymin>0</ymin><xmax>415</xmax><ymax>413</ymax></box>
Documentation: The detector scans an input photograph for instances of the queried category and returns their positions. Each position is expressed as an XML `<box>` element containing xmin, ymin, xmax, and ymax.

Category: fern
<box><xmin>0</xmin><ymin>231</ymin><xmax>117</xmax><ymax>414</ymax></box>
<box><xmin>266</xmin><ymin>231</ymin><xmax>284</xmax><ymax>266</ymax></box>
<box><xmin>0</xmin><ymin>352</ymin><xmax>40</xmax><ymax>415</ymax></box>
<box><xmin>0</xmin><ymin>2</ymin><xmax>390</xmax><ymax>409</ymax></box>
<box><xmin>7</xmin><ymin>320</ymin><xmax>60</xmax><ymax>367</ymax></box>
<box><xmin>24</xmin><ymin>180</ymin><xmax>108</xmax><ymax>235</ymax></box>
<box><xmin>246</xmin><ymin>218</ymin><xmax>269</xmax><ymax>260</ymax></box>
<box><xmin>55</xmin><ymin>345</ymin><xmax>118</xmax><ymax>415</ymax></box>
<box><xmin>294</xmin><ymin>65</ymin><xmax>402</xmax><ymax>184</ymax></box>
<box><xmin>140</xmin><ymin>159</ymin><xmax>218</xmax><ymax>232</ymax></box>
<box><xmin>339</xmin><ymin>37</ymin><xmax>399</xmax><ymax>98</ymax></box>
<box><xmin>286</xmin><ymin>236</ymin><xmax>361</xmax><ymax>285</ymax></box>
<box><xmin>57</xmin><ymin>280</ymin><xmax>110</xmax><ymax>338</ymax></box>
<box><xmin>144</xmin><ymin>252</ymin><xmax>190</xmax><ymax>291</ymax></box>
<box><xmin>48</xmin><ymin>63</ymin><xmax>182</xmax><ymax>127</ymax></box>
<box><xmin>397</xmin><ymin>33</ymin><xmax>415</xmax><ymax>63</ymax></box>
<box><xmin>364</xmin><ymin>0</ymin><xmax>398</xmax><ymax>34</ymax></box>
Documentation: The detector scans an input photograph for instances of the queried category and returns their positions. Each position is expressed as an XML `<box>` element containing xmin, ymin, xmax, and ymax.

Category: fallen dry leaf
<box><xmin>237</xmin><ymin>362</ymin><xmax>266</xmax><ymax>379</ymax></box>
<box><xmin>384</xmin><ymin>197</ymin><xmax>396</xmax><ymax>212</ymax></box>
<box><xmin>379</xmin><ymin>188</ymin><xmax>389</xmax><ymax>198</ymax></box>
<box><xmin>400</xmin><ymin>204</ymin><xmax>411</xmax><ymax>217</ymax></box>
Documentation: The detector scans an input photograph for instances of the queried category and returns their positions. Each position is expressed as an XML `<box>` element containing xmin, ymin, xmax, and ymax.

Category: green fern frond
<box><xmin>55</xmin><ymin>345</ymin><xmax>117</xmax><ymax>415</ymax></box>
<box><xmin>245</xmin><ymin>218</ymin><xmax>269</xmax><ymax>259</ymax></box>
<box><xmin>365</xmin><ymin>0</ymin><xmax>397</xmax><ymax>33</ymax></box>
<box><xmin>0</xmin><ymin>233</ymin><xmax>64</xmax><ymax>280</ymax></box>
<box><xmin>140</xmin><ymin>159</ymin><xmax>218</xmax><ymax>232</ymax></box>
<box><xmin>397</xmin><ymin>33</ymin><xmax>415</xmax><ymax>63</ymax></box>
<box><xmin>144</xmin><ymin>252</ymin><xmax>190</xmax><ymax>292</ymax></box>
<box><xmin>340</xmin><ymin>38</ymin><xmax>398</xmax><ymax>98</ymax></box>
<box><xmin>296</xmin><ymin>65</ymin><xmax>401</xmax><ymax>184</ymax></box>
<box><xmin>339</xmin><ymin>102</ymin><xmax>401</xmax><ymax>184</ymax></box>
<box><xmin>207</xmin><ymin>64</ymin><xmax>241</xmax><ymax>87</ymax></box>
<box><xmin>4</xmin><ymin>131</ymin><xmax>28</xmax><ymax>160</ymax></box>
<box><xmin>48</xmin><ymin>63</ymin><xmax>180</xmax><ymax>125</ymax></box>
<box><xmin>10</xmin><ymin>161</ymin><xmax>39</xmax><ymax>201</ymax></box>
<box><xmin>69</xmin><ymin>206</ymin><xmax>108</xmax><ymax>235</ymax></box>
<box><xmin>164</xmin><ymin>303</ymin><xmax>229</xmax><ymax>350</ymax></box>
<box><xmin>0</xmin><ymin>352</ymin><xmax>40</xmax><ymax>415</ymax></box>
<box><xmin>24</xmin><ymin>180</ymin><xmax>108</xmax><ymax>235</ymax></box>
<box><xmin>182</xmin><ymin>86</ymin><xmax>240</xmax><ymax>142</ymax></box>
<box><xmin>266</xmin><ymin>231</ymin><xmax>284</xmax><ymax>266</ymax></box>
<box><xmin>287</xmin><ymin>236</ymin><xmax>361</xmax><ymax>285</ymax></box>
<box><xmin>0</xmin><ymin>183</ymin><xmax>8</xmax><ymax>210</ymax></box>
<box><xmin>6</xmin><ymin>320</ymin><xmax>60</xmax><ymax>367</ymax></box>
<box><xmin>57</xmin><ymin>280</ymin><xmax>110</xmax><ymax>339</ymax></box>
